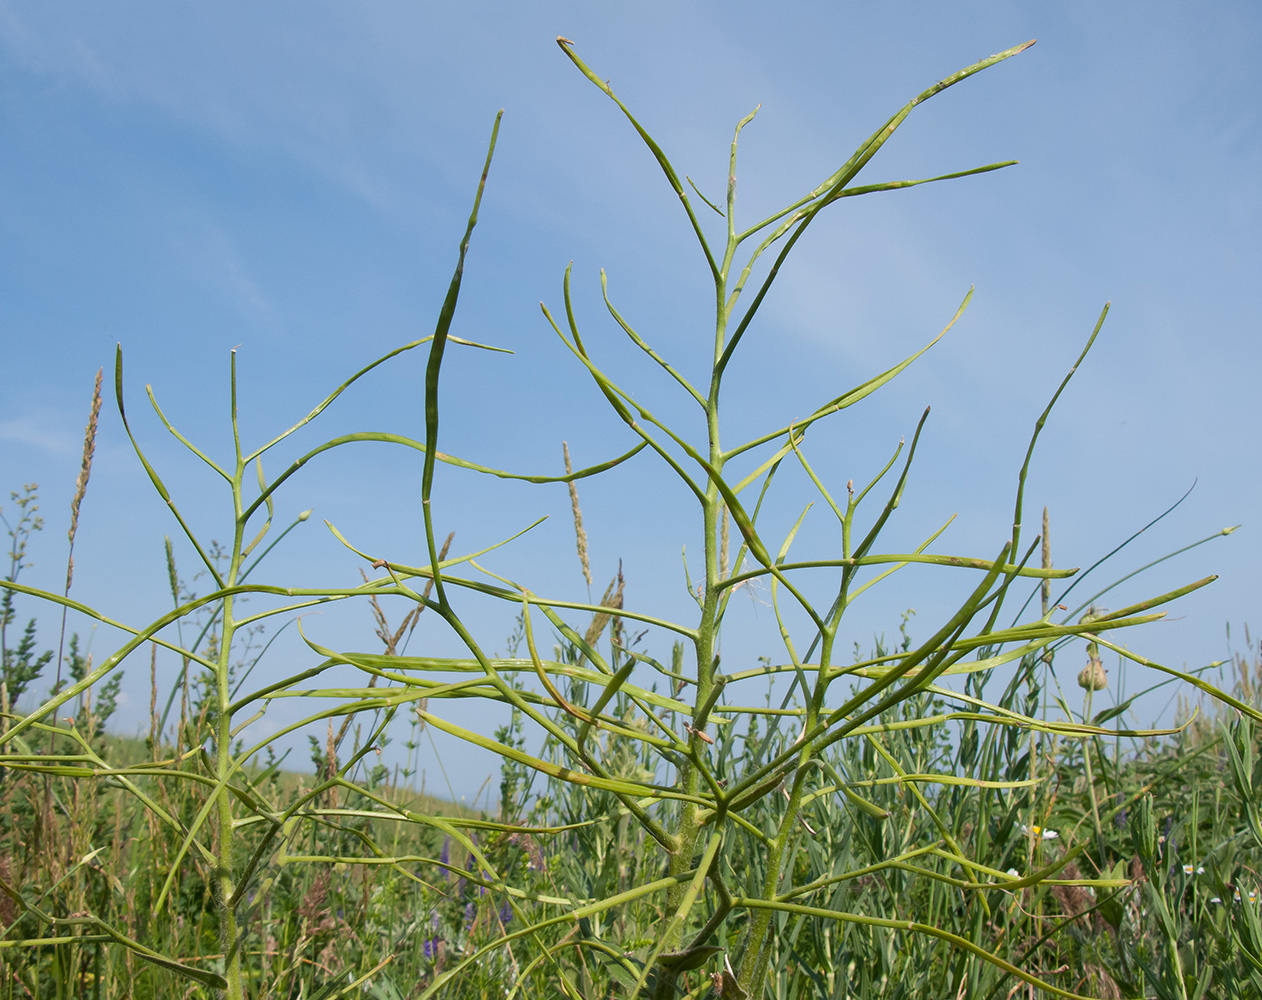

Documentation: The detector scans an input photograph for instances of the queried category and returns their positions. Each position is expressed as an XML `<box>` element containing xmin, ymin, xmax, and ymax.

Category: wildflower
<box><xmin>422</xmin><ymin>937</ymin><xmax>441</xmax><ymax>960</ymax></box>
<box><xmin>499</xmin><ymin>901</ymin><xmax>513</xmax><ymax>926</ymax></box>
<box><xmin>1211</xmin><ymin>897</ymin><xmax>1222</xmax><ymax>904</ymax></box>
<box><xmin>1020</xmin><ymin>824</ymin><xmax>1059</xmax><ymax>841</ymax></box>
<box><xmin>1182</xmin><ymin>864</ymin><xmax>1205</xmax><ymax>876</ymax></box>
<box><xmin>1006</xmin><ymin>868</ymin><xmax>1019</xmax><ymax>878</ymax></box>
<box><xmin>1234</xmin><ymin>888</ymin><xmax>1258</xmax><ymax>904</ymax></box>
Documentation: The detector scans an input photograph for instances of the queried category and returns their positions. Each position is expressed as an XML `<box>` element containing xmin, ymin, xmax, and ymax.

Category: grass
<box><xmin>3</xmin><ymin>607</ymin><xmax>1262</xmax><ymax>998</ymax></box>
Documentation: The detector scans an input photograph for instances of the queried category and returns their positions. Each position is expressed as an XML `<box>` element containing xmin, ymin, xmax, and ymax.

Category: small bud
<box><xmin>1078</xmin><ymin>654</ymin><xmax>1108</xmax><ymax>691</ymax></box>
<box><xmin>298</xmin><ymin>509</ymin><xmax>312</xmax><ymax>521</ymax></box>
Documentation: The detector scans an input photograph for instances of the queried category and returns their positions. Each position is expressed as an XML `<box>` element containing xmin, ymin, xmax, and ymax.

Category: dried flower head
<box><xmin>1078</xmin><ymin>654</ymin><xmax>1108</xmax><ymax>691</ymax></box>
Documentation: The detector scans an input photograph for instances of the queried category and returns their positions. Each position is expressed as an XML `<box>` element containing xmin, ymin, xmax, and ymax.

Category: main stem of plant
<box><xmin>660</xmin><ymin>247</ymin><xmax>826</xmax><ymax>991</ymax></box>
<box><xmin>215</xmin><ymin>471</ymin><xmax>247</xmax><ymax>1000</ymax></box>
<box><xmin>664</xmin><ymin>409</ymin><xmax>723</xmax><ymax>944</ymax></box>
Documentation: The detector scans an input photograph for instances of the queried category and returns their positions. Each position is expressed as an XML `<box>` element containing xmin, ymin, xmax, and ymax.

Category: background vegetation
<box><xmin>4</xmin><ymin>513</ymin><xmax>1261</xmax><ymax>1000</ymax></box>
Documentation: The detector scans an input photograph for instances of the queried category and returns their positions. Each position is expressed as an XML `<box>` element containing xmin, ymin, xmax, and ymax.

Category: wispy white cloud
<box><xmin>0</xmin><ymin>4</ymin><xmax>763</xmax><ymax>228</ymax></box>
<box><xmin>166</xmin><ymin>211</ymin><xmax>276</xmax><ymax>331</ymax></box>
<box><xmin>0</xmin><ymin>4</ymin><xmax>489</xmax><ymax>214</ymax></box>
<box><xmin>0</xmin><ymin>413</ymin><xmax>77</xmax><ymax>455</ymax></box>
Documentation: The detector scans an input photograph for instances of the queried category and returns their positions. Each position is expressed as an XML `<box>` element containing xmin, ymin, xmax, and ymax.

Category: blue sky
<box><xmin>1</xmin><ymin>4</ymin><xmax>1258</xmax><ymax>798</ymax></box>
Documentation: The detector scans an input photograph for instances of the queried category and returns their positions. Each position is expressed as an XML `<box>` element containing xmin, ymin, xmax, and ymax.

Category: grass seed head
<box><xmin>64</xmin><ymin>367</ymin><xmax>103</xmax><ymax>592</ymax></box>
<box><xmin>563</xmin><ymin>441</ymin><xmax>591</xmax><ymax>590</ymax></box>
